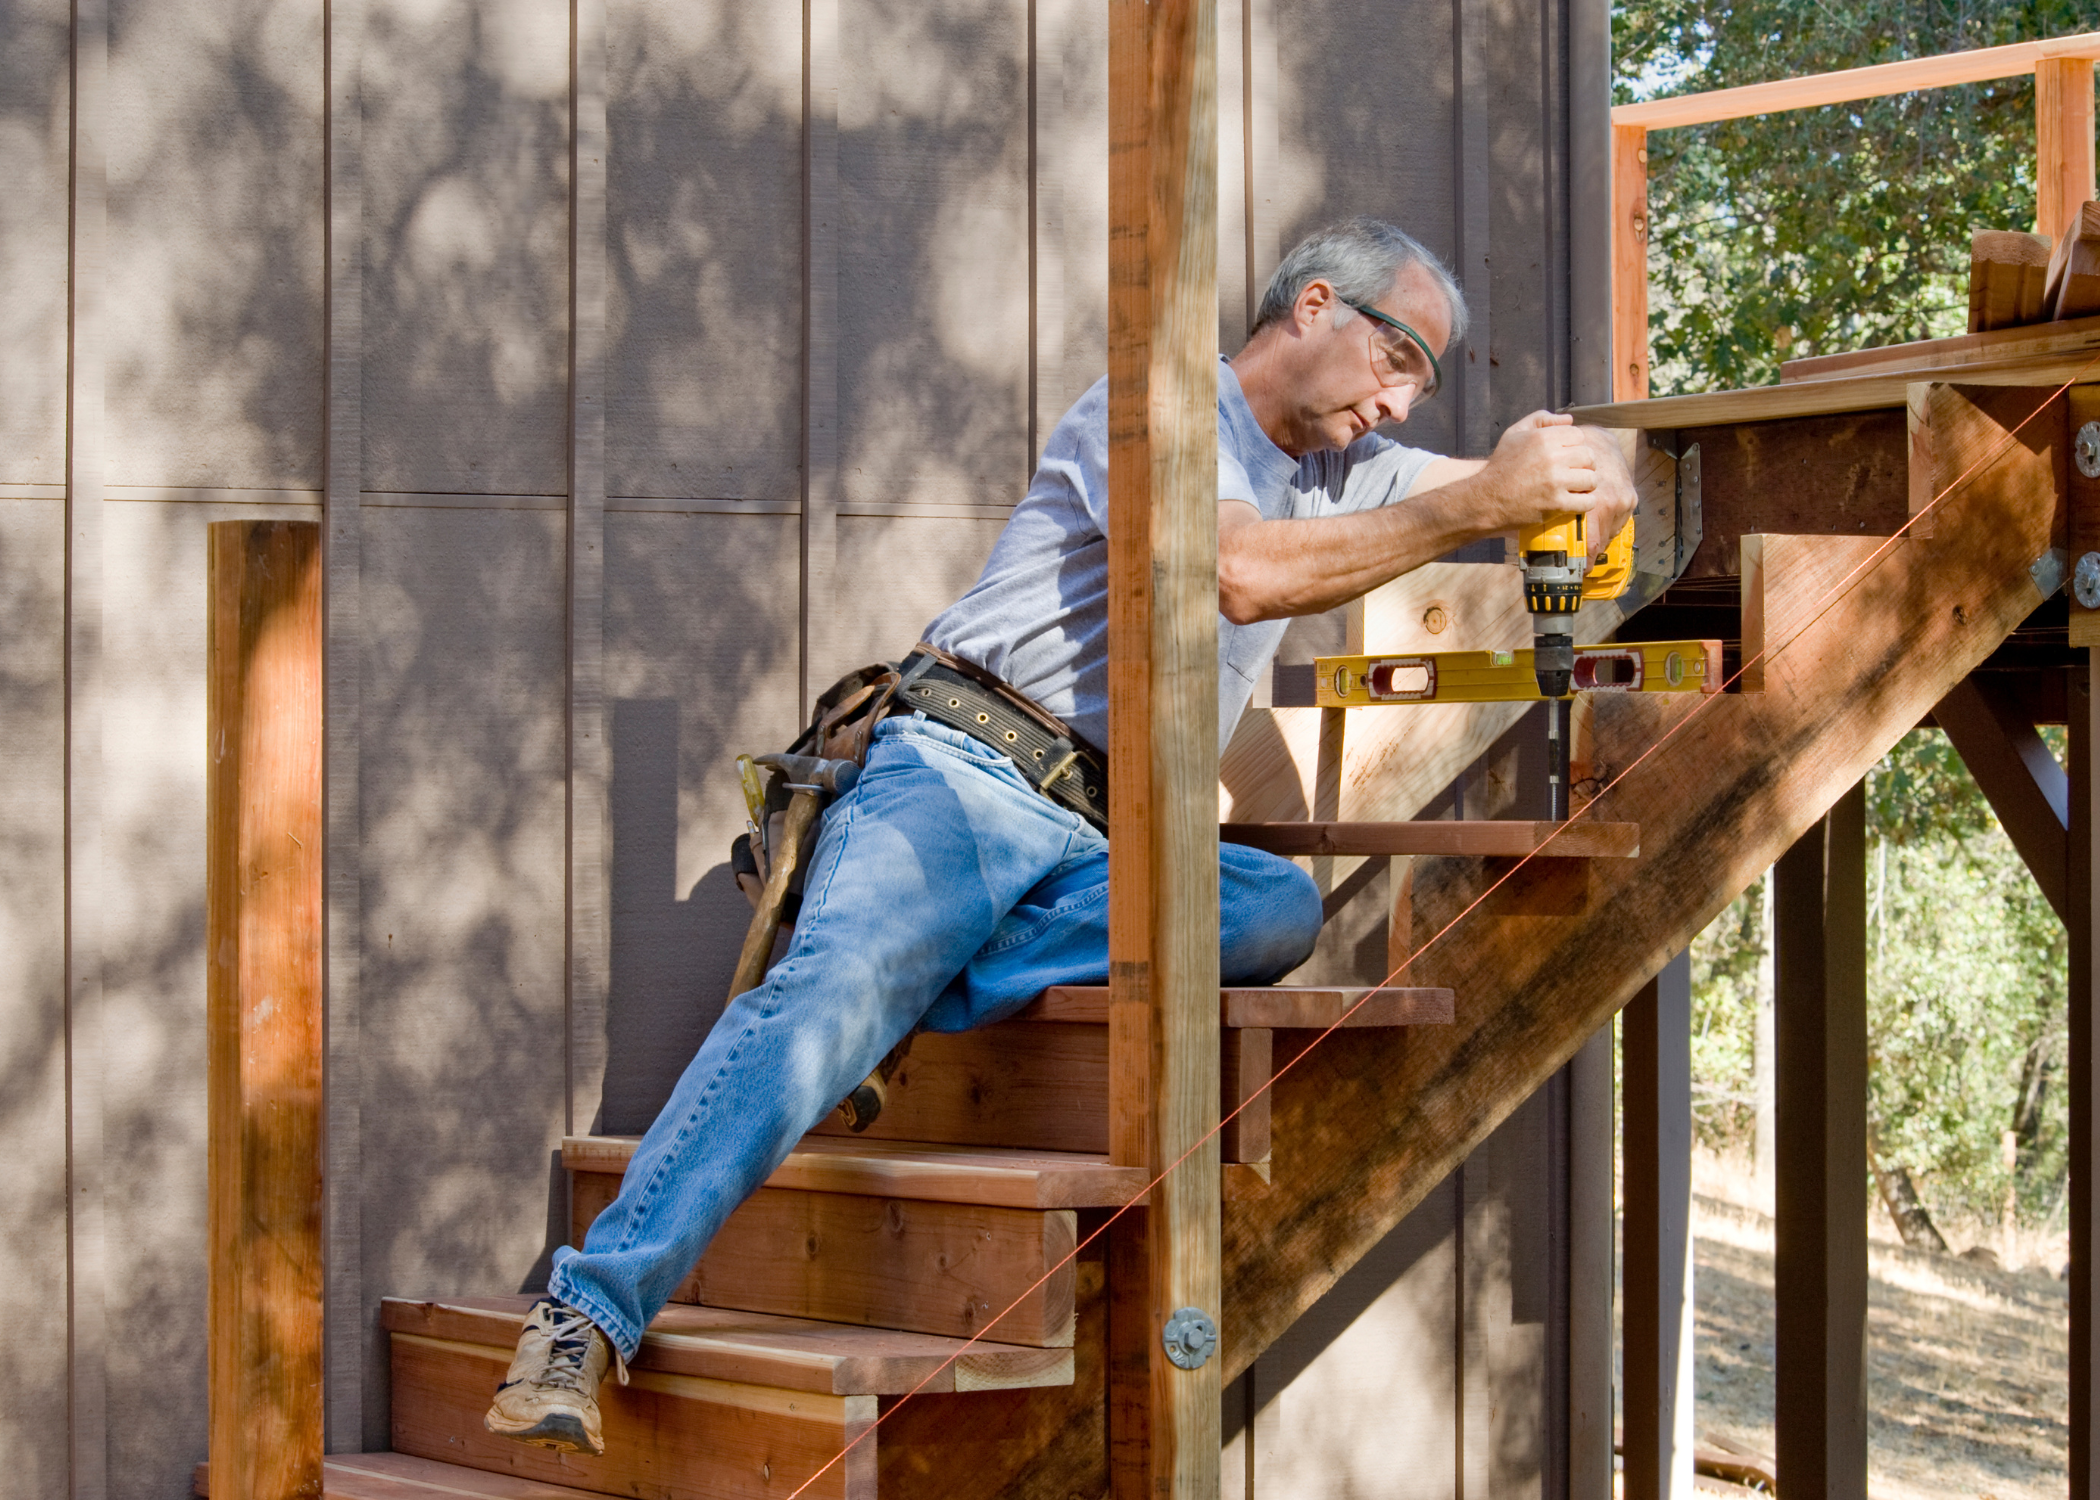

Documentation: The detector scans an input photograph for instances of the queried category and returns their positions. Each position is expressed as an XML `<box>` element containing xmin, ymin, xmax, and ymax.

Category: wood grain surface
<box><xmin>1220</xmin><ymin>819</ymin><xmax>1640</xmax><ymax>858</ymax></box>
<box><xmin>379</xmin><ymin>1295</ymin><xmax>1072</xmax><ymax>1397</ymax></box>
<box><xmin>206</xmin><ymin>520</ymin><xmax>325</xmax><ymax>1500</ymax></box>
<box><xmin>1027</xmin><ymin>985</ymin><xmax>1453</xmax><ymax>1028</ymax></box>
<box><xmin>389</xmin><ymin>1333</ymin><xmax>877</xmax><ymax>1500</ymax></box>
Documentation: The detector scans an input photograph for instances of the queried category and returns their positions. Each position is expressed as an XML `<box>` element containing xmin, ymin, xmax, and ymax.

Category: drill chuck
<box><xmin>1532</xmin><ymin>626</ymin><xmax>1574</xmax><ymax>700</ymax></box>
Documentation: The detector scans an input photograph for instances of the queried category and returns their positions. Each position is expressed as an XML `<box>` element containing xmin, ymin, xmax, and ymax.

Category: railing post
<box><xmin>1622</xmin><ymin>951</ymin><xmax>1695</xmax><ymax>1500</ymax></box>
<box><xmin>1611</xmin><ymin>123</ymin><xmax>1650</xmax><ymax>402</ymax></box>
<box><xmin>208</xmin><ymin>519</ymin><xmax>325</xmax><ymax>1500</ymax></box>
<box><xmin>1773</xmin><ymin>783</ymin><xmax>1869</xmax><ymax>1499</ymax></box>
<box><xmin>2036</xmin><ymin>56</ymin><xmax>2096</xmax><ymax>243</ymax></box>
<box><xmin>1106</xmin><ymin>1</ymin><xmax>1222</xmax><ymax>1495</ymax></box>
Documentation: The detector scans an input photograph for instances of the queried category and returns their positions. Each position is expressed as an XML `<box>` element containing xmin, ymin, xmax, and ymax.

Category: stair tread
<box><xmin>1023</xmin><ymin>984</ymin><xmax>1454</xmax><ymax>1028</ymax></box>
<box><xmin>563</xmin><ymin>1134</ymin><xmax>1149</xmax><ymax>1209</ymax></box>
<box><xmin>195</xmin><ymin>1453</ymin><xmax>602</xmax><ymax>1500</ymax></box>
<box><xmin>383</xmin><ymin>1293</ymin><xmax>1074</xmax><ymax>1394</ymax></box>
<box><xmin>1221</xmin><ymin>819</ymin><xmax>1640</xmax><ymax>858</ymax></box>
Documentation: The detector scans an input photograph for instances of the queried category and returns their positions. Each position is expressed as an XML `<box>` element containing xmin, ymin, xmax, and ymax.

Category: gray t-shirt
<box><xmin>923</xmin><ymin>359</ymin><xmax>1439</xmax><ymax>750</ymax></box>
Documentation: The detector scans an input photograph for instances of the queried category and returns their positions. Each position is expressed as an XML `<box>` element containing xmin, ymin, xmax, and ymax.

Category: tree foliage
<box><xmin>1614</xmin><ymin>0</ymin><xmax>2093</xmax><ymax>394</ymax></box>
<box><xmin>1689</xmin><ymin>732</ymin><xmax>2069</xmax><ymax>1237</ymax></box>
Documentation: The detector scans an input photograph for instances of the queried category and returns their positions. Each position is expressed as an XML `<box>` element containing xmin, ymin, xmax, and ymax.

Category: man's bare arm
<box><xmin>1217</xmin><ymin>413</ymin><xmax>1638</xmax><ymax>624</ymax></box>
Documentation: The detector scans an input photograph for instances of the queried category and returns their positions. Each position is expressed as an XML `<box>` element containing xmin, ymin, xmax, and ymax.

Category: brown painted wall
<box><xmin>0</xmin><ymin>0</ymin><xmax>1607</xmax><ymax>1494</ymax></box>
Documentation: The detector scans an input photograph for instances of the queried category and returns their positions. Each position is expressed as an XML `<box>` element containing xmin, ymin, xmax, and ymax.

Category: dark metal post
<box><xmin>1773</xmin><ymin>783</ymin><xmax>1869</xmax><ymax>1499</ymax></box>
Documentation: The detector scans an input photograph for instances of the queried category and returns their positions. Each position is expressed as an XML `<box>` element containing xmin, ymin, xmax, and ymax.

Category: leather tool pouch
<box><xmin>731</xmin><ymin>661</ymin><xmax>904</xmax><ymax>914</ymax></box>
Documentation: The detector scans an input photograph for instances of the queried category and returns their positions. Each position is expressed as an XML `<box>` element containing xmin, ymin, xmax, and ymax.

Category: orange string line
<box><xmin>785</xmin><ymin>361</ymin><xmax>2090</xmax><ymax>1497</ymax></box>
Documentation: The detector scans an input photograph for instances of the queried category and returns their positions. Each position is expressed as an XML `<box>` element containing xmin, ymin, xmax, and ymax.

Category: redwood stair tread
<box><xmin>562</xmin><ymin>1133</ymin><xmax>1149</xmax><ymax>1209</ymax></box>
<box><xmin>1021</xmin><ymin>983</ymin><xmax>1455</xmax><ymax>1028</ymax></box>
<box><xmin>194</xmin><ymin>1453</ymin><xmax>604</xmax><ymax>1500</ymax></box>
<box><xmin>381</xmin><ymin>1292</ymin><xmax>1075</xmax><ymax>1395</ymax></box>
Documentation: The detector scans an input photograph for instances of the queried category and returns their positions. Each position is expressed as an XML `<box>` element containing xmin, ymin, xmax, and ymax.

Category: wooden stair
<box><xmin>377</xmin><ymin>987</ymin><xmax>1453</xmax><ymax>1498</ymax></box>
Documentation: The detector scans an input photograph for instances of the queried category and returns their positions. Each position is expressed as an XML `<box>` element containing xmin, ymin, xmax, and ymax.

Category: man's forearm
<box><xmin>1217</xmin><ymin>477</ymin><xmax>1502</xmax><ymax>623</ymax></box>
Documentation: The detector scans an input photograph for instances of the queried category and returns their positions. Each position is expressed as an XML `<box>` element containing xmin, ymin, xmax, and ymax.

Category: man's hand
<box><xmin>1460</xmin><ymin>411</ymin><xmax>1635</xmax><ymax>559</ymax></box>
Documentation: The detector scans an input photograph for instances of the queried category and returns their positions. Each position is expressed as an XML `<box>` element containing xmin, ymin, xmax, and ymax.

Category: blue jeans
<box><xmin>549</xmin><ymin>714</ymin><xmax>1322</xmax><ymax>1358</ymax></box>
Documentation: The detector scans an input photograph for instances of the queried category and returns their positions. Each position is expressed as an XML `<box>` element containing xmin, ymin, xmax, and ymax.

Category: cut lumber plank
<box><xmin>1210</xmin><ymin>378</ymin><xmax>2065</xmax><ymax>1396</ymax></box>
<box><xmin>806</xmin><ymin>1022</ymin><xmax>1111</xmax><ymax>1154</ymax></box>
<box><xmin>2048</xmin><ymin>200</ymin><xmax>2100</xmax><ymax>320</ymax></box>
<box><xmin>1678</xmin><ymin>410</ymin><xmax>1910</xmax><ymax>577</ymax></box>
<box><xmin>1220</xmin><ymin>1027</ymin><xmax>1270</xmax><ymax>1164</ymax></box>
<box><xmin>563</xmin><ymin>1134</ymin><xmax>1148</xmax><ymax>1210</ymax></box>
<box><xmin>1968</xmin><ymin>230</ymin><xmax>2053</xmax><ymax>332</ymax></box>
<box><xmin>1609</xmin><ymin>32</ymin><xmax>2100</xmax><ymax>130</ymax></box>
<box><xmin>1781</xmin><ymin>310</ymin><xmax>2100</xmax><ymax>384</ymax></box>
<box><xmin>196</xmin><ymin>1454</ymin><xmax>602</xmax><ymax>1500</ymax></box>
<box><xmin>1613</xmin><ymin>123</ymin><xmax>1650</xmax><ymax>401</ymax></box>
<box><xmin>1023</xmin><ymin>985</ymin><xmax>1453</xmax><ymax>1028</ymax></box>
<box><xmin>389</xmin><ymin>1331</ymin><xmax>878</xmax><ymax>1500</ymax></box>
<box><xmin>2040</xmin><ymin>63</ymin><xmax>2098</xmax><ymax>258</ymax></box>
<box><xmin>1219</xmin><ymin>819</ymin><xmax>1639</xmax><ymax>858</ymax></box>
<box><xmin>381</xmin><ymin>1294</ymin><xmax>1074</xmax><ymax>1396</ymax></box>
<box><xmin>567</xmin><ymin>1174</ymin><xmax>1076</xmax><ymax>1346</ymax></box>
<box><xmin>206</xmin><ymin>520</ymin><xmax>325</xmax><ymax>1500</ymax></box>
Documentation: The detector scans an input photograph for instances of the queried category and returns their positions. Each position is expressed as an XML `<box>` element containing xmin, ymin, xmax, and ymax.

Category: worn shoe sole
<box><xmin>484</xmin><ymin>1407</ymin><xmax>603</xmax><ymax>1457</ymax></box>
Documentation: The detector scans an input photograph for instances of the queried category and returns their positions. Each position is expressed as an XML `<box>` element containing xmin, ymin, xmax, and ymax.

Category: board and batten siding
<box><xmin>0</xmin><ymin>0</ymin><xmax>1608</xmax><ymax>1493</ymax></box>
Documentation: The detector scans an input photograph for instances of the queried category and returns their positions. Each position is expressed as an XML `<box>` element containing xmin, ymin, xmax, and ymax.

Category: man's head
<box><xmin>1239</xmin><ymin>218</ymin><xmax>1468</xmax><ymax>456</ymax></box>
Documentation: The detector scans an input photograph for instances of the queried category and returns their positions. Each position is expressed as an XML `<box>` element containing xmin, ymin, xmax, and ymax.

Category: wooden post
<box><xmin>1773</xmin><ymin>783</ymin><xmax>1869</xmax><ymax>1500</ymax></box>
<box><xmin>2072</xmin><ymin>663</ymin><xmax>2097</xmax><ymax>1494</ymax></box>
<box><xmin>208</xmin><ymin>520</ymin><xmax>326</xmax><ymax>1500</ymax></box>
<box><xmin>1611</xmin><ymin>123</ymin><xmax>1650</xmax><ymax>402</ymax></box>
<box><xmin>2036</xmin><ymin>57</ymin><xmax>2096</xmax><ymax>244</ymax></box>
<box><xmin>1622</xmin><ymin>952</ymin><xmax>1695</xmax><ymax>1500</ymax></box>
<box><xmin>1106</xmin><ymin>1</ymin><xmax>1221</xmax><ymax>1496</ymax></box>
<box><xmin>1566</xmin><ymin>1026</ymin><xmax>1616</xmax><ymax>1500</ymax></box>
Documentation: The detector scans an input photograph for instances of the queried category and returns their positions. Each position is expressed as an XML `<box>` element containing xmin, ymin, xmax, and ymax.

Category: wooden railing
<box><xmin>1610</xmin><ymin>31</ymin><xmax>2100</xmax><ymax>401</ymax></box>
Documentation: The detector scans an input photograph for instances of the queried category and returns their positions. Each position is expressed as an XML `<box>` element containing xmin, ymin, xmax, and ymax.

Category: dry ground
<box><xmin>1681</xmin><ymin>1156</ymin><xmax>2067</xmax><ymax>1499</ymax></box>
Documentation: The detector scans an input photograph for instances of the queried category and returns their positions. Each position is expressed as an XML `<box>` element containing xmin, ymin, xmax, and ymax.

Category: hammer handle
<box><xmin>727</xmin><ymin>790</ymin><xmax>823</xmax><ymax>1000</ymax></box>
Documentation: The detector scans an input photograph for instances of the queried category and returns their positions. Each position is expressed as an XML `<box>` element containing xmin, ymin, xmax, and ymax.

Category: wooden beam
<box><xmin>2071</xmin><ymin>386</ymin><xmax>2100</xmax><ymax>648</ymax></box>
<box><xmin>2047</xmin><ymin>201</ymin><xmax>2100</xmax><ymax>320</ymax></box>
<box><xmin>1934</xmin><ymin>675</ymin><xmax>2069</xmax><ymax>920</ymax></box>
<box><xmin>1622</xmin><ymin>952</ymin><xmax>1695</xmax><ymax>1500</ymax></box>
<box><xmin>207</xmin><ymin>520</ymin><xmax>326</xmax><ymax>1500</ymax></box>
<box><xmin>1968</xmin><ymin>231</ymin><xmax>2053</xmax><ymax>333</ymax></box>
<box><xmin>2037</xmin><ymin>57</ymin><xmax>2097</xmax><ymax>248</ymax></box>
<box><xmin>2071</xmin><ymin>664</ymin><xmax>2099</xmax><ymax>1495</ymax></box>
<box><xmin>1781</xmin><ymin>310</ymin><xmax>2100</xmax><ymax>384</ymax></box>
<box><xmin>1612</xmin><ymin>32</ymin><xmax>2100</xmax><ymax>130</ymax></box>
<box><xmin>1219</xmin><ymin>819</ymin><xmax>1639</xmax><ymax>858</ymax></box>
<box><xmin>1106</xmin><ymin>0</ymin><xmax>1221</xmax><ymax>1494</ymax></box>
<box><xmin>1772</xmin><ymin>784</ymin><xmax>1869</xmax><ymax>1500</ymax></box>
<box><xmin>1612</xmin><ymin>124</ymin><xmax>1649</xmax><ymax>402</ymax></box>
<box><xmin>1678</xmin><ymin>410</ymin><xmax>1910</xmax><ymax>579</ymax></box>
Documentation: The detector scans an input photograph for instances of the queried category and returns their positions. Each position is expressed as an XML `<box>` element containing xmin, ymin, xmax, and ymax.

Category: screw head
<box><xmin>1162</xmin><ymin>1307</ymin><xmax>1218</xmax><ymax>1370</ymax></box>
<box><xmin>2076</xmin><ymin>552</ymin><xmax>2100</xmax><ymax>610</ymax></box>
<box><xmin>2078</xmin><ymin>421</ymin><xmax>2100</xmax><ymax>480</ymax></box>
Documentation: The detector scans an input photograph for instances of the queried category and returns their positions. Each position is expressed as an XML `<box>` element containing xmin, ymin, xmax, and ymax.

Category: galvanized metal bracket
<box><xmin>1162</xmin><ymin>1307</ymin><xmax>1218</xmax><ymax>1370</ymax></box>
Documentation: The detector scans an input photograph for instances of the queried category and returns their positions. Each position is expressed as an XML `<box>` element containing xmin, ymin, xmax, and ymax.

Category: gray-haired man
<box><xmin>485</xmin><ymin>216</ymin><xmax>1636</xmax><ymax>1455</ymax></box>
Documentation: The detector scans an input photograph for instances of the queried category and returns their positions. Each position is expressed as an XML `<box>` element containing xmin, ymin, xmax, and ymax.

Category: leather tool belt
<box><xmin>889</xmin><ymin>644</ymin><xmax>1109</xmax><ymax>832</ymax></box>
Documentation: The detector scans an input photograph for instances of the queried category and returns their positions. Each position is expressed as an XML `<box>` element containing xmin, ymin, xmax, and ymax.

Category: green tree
<box><xmin>1613</xmin><ymin>0</ymin><xmax>2093</xmax><ymax>395</ymax></box>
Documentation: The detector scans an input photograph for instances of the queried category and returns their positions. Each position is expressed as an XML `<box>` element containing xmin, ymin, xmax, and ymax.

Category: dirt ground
<box><xmin>1681</xmin><ymin>1156</ymin><xmax>2068</xmax><ymax>1499</ymax></box>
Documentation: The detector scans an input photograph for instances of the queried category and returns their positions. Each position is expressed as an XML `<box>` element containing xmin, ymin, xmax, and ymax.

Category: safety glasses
<box><xmin>1341</xmin><ymin>298</ymin><xmax>1443</xmax><ymax>402</ymax></box>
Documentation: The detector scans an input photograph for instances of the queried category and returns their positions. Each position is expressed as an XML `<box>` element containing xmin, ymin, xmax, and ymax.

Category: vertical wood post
<box><xmin>2036</xmin><ymin>57</ymin><xmax>2096</xmax><ymax>244</ymax></box>
<box><xmin>1622</xmin><ymin>952</ymin><xmax>1695</xmax><ymax>1500</ymax></box>
<box><xmin>1610</xmin><ymin>123</ymin><xmax>1650</xmax><ymax>403</ymax></box>
<box><xmin>1106</xmin><ymin>1</ymin><xmax>1221</xmax><ymax>1495</ymax></box>
<box><xmin>1566</xmin><ymin>1026</ymin><xmax>1616</xmax><ymax>1499</ymax></box>
<box><xmin>208</xmin><ymin>520</ymin><xmax>326</xmax><ymax>1500</ymax></box>
<box><xmin>2071</xmin><ymin>664</ymin><xmax>2097</xmax><ymax>1494</ymax></box>
<box><xmin>1773</xmin><ymin>783</ymin><xmax>1869</xmax><ymax>1500</ymax></box>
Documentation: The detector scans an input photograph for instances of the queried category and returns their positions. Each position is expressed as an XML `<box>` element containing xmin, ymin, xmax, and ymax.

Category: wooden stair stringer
<box><xmin>1214</xmin><ymin>386</ymin><xmax>2064</xmax><ymax>1381</ymax></box>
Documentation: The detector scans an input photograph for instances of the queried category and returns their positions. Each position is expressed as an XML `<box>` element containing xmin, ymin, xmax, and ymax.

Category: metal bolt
<box><xmin>1162</xmin><ymin>1307</ymin><xmax>1218</xmax><ymax>1370</ymax></box>
<box><xmin>2075</xmin><ymin>552</ymin><xmax>2100</xmax><ymax>610</ymax></box>
<box><xmin>2078</xmin><ymin>422</ymin><xmax>2100</xmax><ymax>480</ymax></box>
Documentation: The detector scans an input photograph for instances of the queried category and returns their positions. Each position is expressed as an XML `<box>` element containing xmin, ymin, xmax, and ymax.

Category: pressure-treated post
<box><xmin>1106</xmin><ymin>1</ymin><xmax>1222</xmax><ymax>1496</ymax></box>
<box><xmin>208</xmin><ymin>520</ymin><xmax>325</xmax><ymax>1500</ymax></box>
<box><xmin>1773</xmin><ymin>783</ymin><xmax>1869</xmax><ymax>1500</ymax></box>
<box><xmin>1610</xmin><ymin>123</ymin><xmax>1650</xmax><ymax>402</ymax></box>
<box><xmin>1622</xmin><ymin>951</ymin><xmax>1695</xmax><ymax>1500</ymax></box>
<box><xmin>2035</xmin><ymin>57</ymin><xmax>2096</xmax><ymax>244</ymax></box>
<box><xmin>2072</xmin><ymin>663</ymin><xmax>2098</xmax><ymax>1494</ymax></box>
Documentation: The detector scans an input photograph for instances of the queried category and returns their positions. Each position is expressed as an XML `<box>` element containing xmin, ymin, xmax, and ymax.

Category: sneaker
<box><xmin>483</xmin><ymin>1298</ymin><xmax>627</xmax><ymax>1455</ymax></box>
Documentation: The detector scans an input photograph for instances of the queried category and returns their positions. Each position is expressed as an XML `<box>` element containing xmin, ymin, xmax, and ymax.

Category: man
<box><xmin>484</xmin><ymin>217</ymin><xmax>1636</xmax><ymax>1454</ymax></box>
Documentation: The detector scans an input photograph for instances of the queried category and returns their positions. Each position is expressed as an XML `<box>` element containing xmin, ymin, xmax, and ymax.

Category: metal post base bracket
<box><xmin>1312</xmin><ymin>639</ymin><xmax>1723</xmax><ymax>708</ymax></box>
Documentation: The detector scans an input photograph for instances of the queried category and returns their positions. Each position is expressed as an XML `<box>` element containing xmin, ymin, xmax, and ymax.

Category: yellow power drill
<box><xmin>1517</xmin><ymin>510</ymin><xmax>1633</xmax><ymax>816</ymax></box>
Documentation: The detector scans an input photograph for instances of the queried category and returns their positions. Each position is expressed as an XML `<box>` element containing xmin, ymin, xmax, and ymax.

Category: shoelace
<box><xmin>534</xmin><ymin>1305</ymin><xmax>629</xmax><ymax>1389</ymax></box>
